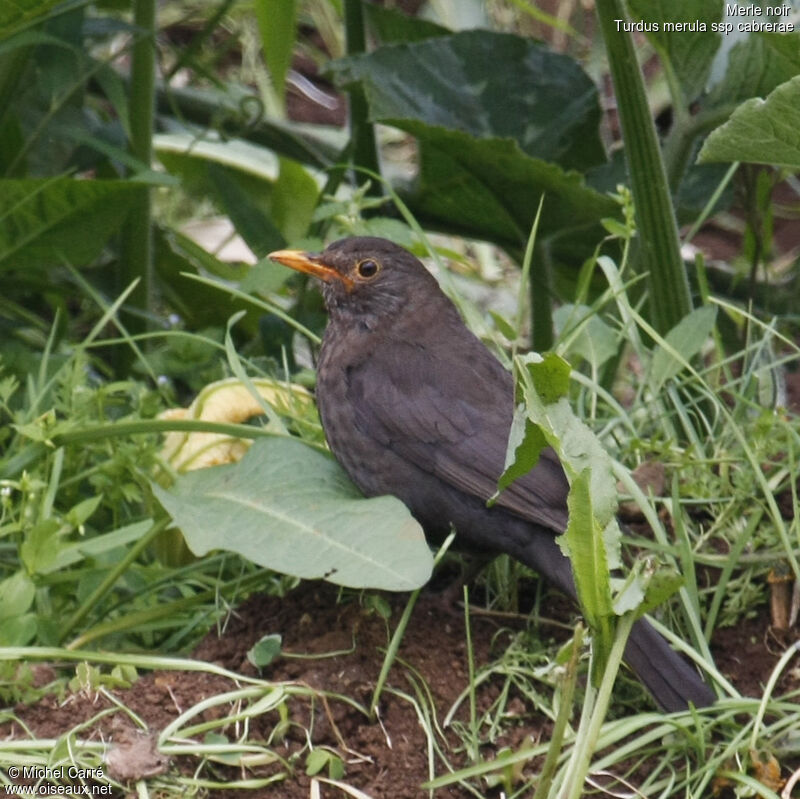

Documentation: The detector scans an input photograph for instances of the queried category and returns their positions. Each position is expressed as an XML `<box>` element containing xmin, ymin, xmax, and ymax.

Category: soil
<box><xmin>3</xmin><ymin>575</ymin><xmax>798</xmax><ymax>798</ymax></box>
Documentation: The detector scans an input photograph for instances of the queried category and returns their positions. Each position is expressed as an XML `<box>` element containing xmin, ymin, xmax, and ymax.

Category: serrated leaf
<box><xmin>494</xmin><ymin>406</ymin><xmax>547</xmax><ymax>500</ymax></box>
<box><xmin>562</xmin><ymin>470</ymin><xmax>614</xmax><ymax>682</ymax></box>
<box><xmin>254</xmin><ymin>0</ymin><xmax>296</xmax><ymax>101</ymax></box>
<box><xmin>153</xmin><ymin>437</ymin><xmax>432</xmax><ymax>591</ymax></box>
<box><xmin>699</xmin><ymin>75</ymin><xmax>800</xmax><ymax>169</ymax></box>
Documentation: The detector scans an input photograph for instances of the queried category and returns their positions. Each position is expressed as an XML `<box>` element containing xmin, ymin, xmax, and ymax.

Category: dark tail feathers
<box><xmin>625</xmin><ymin>616</ymin><xmax>715</xmax><ymax>711</ymax></box>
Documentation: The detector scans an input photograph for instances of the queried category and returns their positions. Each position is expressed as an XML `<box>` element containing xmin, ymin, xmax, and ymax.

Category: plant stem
<box><xmin>342</xmin><ymin>0</ymin><xmax>381</xmax><ymax>193</ymax></box>
<box><xmin>119</xmin><ymin>0</ymin><xmax>156</xmax><ymax>334</ymax></box>
<box><xmin>533</xmin><ymin>624</ymin><xmax>582</xmax><ymax>799</ymax></box>
<box><xmin>556</xmin><ymin>613</ymin><xmax>634</xmax><ymax>799</ymax></box>
<box><xmin>594</xmin><ymin>0</ymin><xmax>692</xmax><ymax>334</ymax></box>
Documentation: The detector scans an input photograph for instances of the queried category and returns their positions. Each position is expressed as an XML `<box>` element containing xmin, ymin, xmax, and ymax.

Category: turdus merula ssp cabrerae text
<box><xmin>269</xmin><ymin>236</ymin><xmax>715</xmax><ymax>712</ymax></box>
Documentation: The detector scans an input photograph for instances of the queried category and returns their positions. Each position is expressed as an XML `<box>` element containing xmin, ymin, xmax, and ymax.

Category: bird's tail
<box><xmin>513</xmin><ymin>528</ymin><xmax>715</xmax><ymax>711</ymax></box>
<box><xmin>624</xmin><ymin>616</ymin><xmax>715</xmax><ymax>712</ymax></box>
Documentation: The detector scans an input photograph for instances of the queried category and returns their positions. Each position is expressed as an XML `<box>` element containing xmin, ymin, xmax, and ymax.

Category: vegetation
<box><xmin>1</xmin><ymin>0</ymin><xmax>799</xmax><ymax>796</ymax></box>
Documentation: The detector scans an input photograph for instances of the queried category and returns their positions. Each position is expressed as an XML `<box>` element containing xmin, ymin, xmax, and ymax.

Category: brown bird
<box><xmin>269</xmin><ymin>236</ymin><xmax>715</xmax><ymax>712</ymax></box>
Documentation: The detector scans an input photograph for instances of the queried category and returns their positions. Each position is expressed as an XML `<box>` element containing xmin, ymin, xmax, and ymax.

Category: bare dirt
<box><xmin>3</xmin><ymin>574</ymin><xmax>798</xmax><ymax>798</ymax></box>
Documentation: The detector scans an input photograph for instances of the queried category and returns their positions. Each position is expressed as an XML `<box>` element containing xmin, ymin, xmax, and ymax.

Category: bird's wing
<box><xmin>345</xmin><ymin>335</ymin><xmax>569</xmax><ymax>533</ymax></box>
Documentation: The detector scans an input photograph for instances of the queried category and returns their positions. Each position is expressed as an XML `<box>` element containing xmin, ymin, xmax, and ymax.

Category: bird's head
<box><xmin>269</xmin><ymin>237</ymin><xmax>441</xmax><ymax>324</ymax></box>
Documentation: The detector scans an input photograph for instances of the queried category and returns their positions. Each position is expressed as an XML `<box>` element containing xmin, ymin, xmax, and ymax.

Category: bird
<box><xmin>269</xmin><ymin>236</ymin><xmax>715</xmax><ymax>712</ymax></box>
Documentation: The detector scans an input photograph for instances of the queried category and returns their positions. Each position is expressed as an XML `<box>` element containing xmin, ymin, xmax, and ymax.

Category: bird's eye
<box><xmin>355</xmin><ymin>259</ymin><xmax>380</xmax><ymax>279</ymax></box>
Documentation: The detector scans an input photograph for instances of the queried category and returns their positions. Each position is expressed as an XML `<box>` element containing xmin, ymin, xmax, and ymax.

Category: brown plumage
<box><xmin>270</xmin><ymin>236</ymin><xmax>715</xmax><ymax>712</ymax></box>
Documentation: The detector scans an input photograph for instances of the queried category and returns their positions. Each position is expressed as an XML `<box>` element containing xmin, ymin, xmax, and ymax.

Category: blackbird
<box><xmin>269</xmin><ymin>236</ymin><xmax>715</xmax><ymax>712</ymax></box>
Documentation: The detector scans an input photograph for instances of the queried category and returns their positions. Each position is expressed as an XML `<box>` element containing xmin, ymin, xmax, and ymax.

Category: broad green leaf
<box><xmin>329</xmin><ymin>30</ymin><xmax>617</xmax><ymax>250</ymax></box>
<box><xmin>364</xmin><ymin>3</ymin><xmax>450</xmax><ymax>43</ymax></box>
<box><xmin>627</xmin><ymin>0</ymin><xmax>723</xmax><ymax>102</ymax></box>
<box><xmin>154</xmin><ymin>226</ymin><xmax>258</xmax><ymax>333</ymax></box>
<box><xmin>709</xmin><ymin>32</ymin><xmax>800</xmax><ymax>106</ymax></box>
<box><xmin>155</xmin><ymin>133</ymin><xmax>320</xmax><ymax>252</ymax></box>
<box><xmin>699</xmin><ymin>75</ymin><xmax>800</xmax><ymax>169</ymax></box>
<box><xmin>153</xmin><ymin>437</ymin><xmax>432</xmax><ymax>591</ymax></box>
<box><xmin>411</xmin><ymin>136</ymin><xmax>614</xmax><ymax>249</ymax></box>
<box><xmin>0</xmin><ymin>178</ymin><xmax>143</xmax><ymax>270</ymax></box>
<box><xmin>650</xmin><ymin>305</ymin><xmax>718</xmax><ymax>389</ymax></box>
<box><xmin>329</xmin><ymin>30</ymin><xmax>605</xmax><ymax>171</ymax></box>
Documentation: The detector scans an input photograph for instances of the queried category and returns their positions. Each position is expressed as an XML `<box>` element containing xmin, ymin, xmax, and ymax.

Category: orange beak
<box><xmin>268</xmin><ymin>249</ymin><xmax>354</xmax><ymax>290</ymax></box>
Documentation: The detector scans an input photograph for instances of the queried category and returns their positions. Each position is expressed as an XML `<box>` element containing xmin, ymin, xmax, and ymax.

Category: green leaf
<box><xmin>517</xmin><ymin>352</ymin><xmax>620</xmax><ymax>550</ymax></box>
<box><xmin>650</xmin><ymin>305</ymin><xmax>718</xmax><ymax>389</ymax></box>
<box><xmin>524</xmin><ymin>352</ymin><xmax>571</xmax><ymax>405</ymax></box>
<box><xmin>306</xmin><ymin>749</ymin><xmax>343</xmax><ymax>779</ymax></box>
<box><xmin>709</xmin><ymin>32</ymin><xmax>800</xmax><ymax>107</ymax></box>
<box><xmin>626</xmin><ymin>0</ymin><xmax>723</xmax><ymax>103</ymax></box>
<box><xmin>46</xmin><ymin>520</ymin><xmax>152</xmax><ymax>574</ymax></box>
<box><xmin>562</xmin><ymin>469</ymin><xmax>614</xmax><ymax>681</ymax></box>
<box><xmin>207</xmin><ymin>162</ymin><xmax>285</xmax><ymax>257</ymax></box>
<box><xmin>328</xmin><ymin>30</ymin><xmax>616</xmax><ymax>252</ymax></box>
<box><xmin>0</xmin><ymin>571</ymin><xmax>35</xmax><ymax>620</ymax></box>
<box><xmin>254</xmin><ymin>0</ymin><xmax>296</xmax><ymax>102</ymax></box>
<box><xmin>0</xmin><ymin>614</ymin><xmax>37</xmax><ymax>646</ymax></box>
<box><xmin>65</xmin><ymin>495</ymin><xmax>102</xmax><ymax>529</ymax></box>
<box><xmin>553</xmin><ymin>305</ymin><xmax>618</xmax><ymax>369</ymax></box>
<box><xmin>494</xmin><ymin>408</ymin><xmax>547</xmax><ymax>500</ymax></box>
<box><xmin>699</xmin><ymin>75</ymin><xmax>800</xmax><ymax>169</ymax></box>
<box><xmin>20</xmin><ymin>518</ymin><xmax>61</xmax><ymax>574</ymax></box>
<box><xmin>329</xmin><ymin>30</ymin><xmax>605</xmax><ymax>171</ymax></box>
<box><xmin>613</xmin><ymin>560</ymin><xmax>683</xmax><ymax>619</ymax></box>
<box><xmin>0</xmin><ymin>0</ymin><xmax>70</xmax><ymax>40</ymax></box>
<box><xmin>364</xmin><ymin>3</ymin><xmax>450</xmax><ymax>43</ymax></box>
<box><xmin>0</xmin><ymin>178</ymin><xmax>143</xmax><ymax>270</ymax></box>
<box><xmin>414</xmin><ymin>137</ymin><xmax>614</xmax><ymax>248</ymax></box>
<box><xmin>153</xmin><ymin>437</ymin><xmax>432</xmax><ymax>591</ymax></box>
<box><xmin>270</xmin><ymin>158</ymin><xmax>320</xmax><ymax>243</ymax></box>
<box><xmin>247</xmin><ymin>633</ymin><xmax>282</xmax><ymax>667</ymax></box>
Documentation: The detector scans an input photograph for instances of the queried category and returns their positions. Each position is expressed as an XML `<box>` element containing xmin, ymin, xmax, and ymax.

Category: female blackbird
<box><xmin>269</xmin><ymin>236</ymin><xmax>715</xmax><ymax>712</ymax></box>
